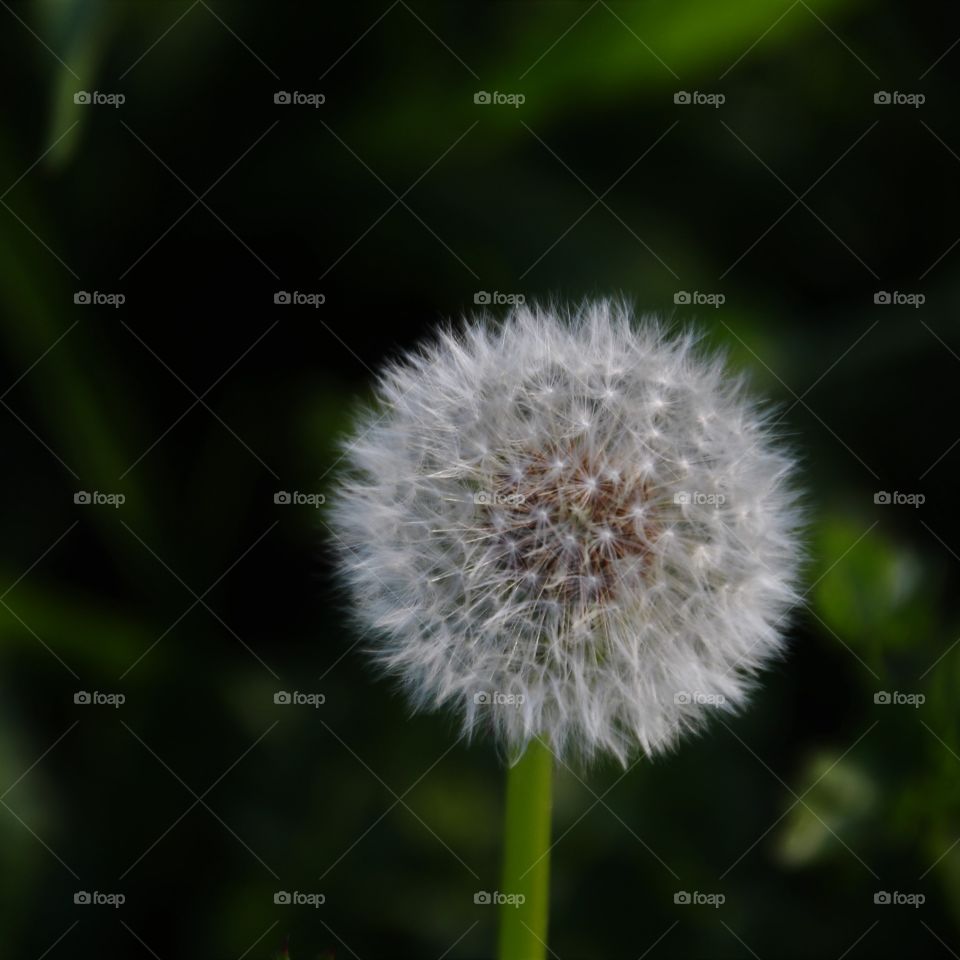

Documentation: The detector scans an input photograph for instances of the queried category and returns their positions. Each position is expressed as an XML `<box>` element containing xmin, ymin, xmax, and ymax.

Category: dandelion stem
<box><xmin>498</xmin><ymin>736</ymin><xmax>553</xmax><ymax>960</ymax></box>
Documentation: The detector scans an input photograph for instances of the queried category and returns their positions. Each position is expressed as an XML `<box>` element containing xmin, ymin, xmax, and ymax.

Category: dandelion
<box><xmin>330</xmin><ymin>298</ymin><xmax>802</xmax><ymax>959</ymax></box>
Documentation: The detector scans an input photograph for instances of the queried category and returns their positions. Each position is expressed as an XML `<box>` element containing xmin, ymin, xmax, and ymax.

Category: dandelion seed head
<box><xmin>331</xmin><ymin>299</ymin><xmax>803</xmax><ymax>765</ymax></box>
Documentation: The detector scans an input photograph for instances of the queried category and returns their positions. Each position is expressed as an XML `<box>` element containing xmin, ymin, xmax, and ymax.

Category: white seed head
<box><xmin>331</xmin><ymin>299</ymin><xmax>803</xmax><ymax>765</ymax></box>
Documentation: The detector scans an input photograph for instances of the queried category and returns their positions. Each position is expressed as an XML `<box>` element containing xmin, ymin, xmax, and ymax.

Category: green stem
<box><xmin>498</xmin><ymin>737</ymin><xmax>553</xmax><ymax>960</ymax></box>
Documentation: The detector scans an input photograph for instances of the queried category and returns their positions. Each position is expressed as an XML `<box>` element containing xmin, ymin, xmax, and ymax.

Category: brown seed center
<box><xmin>484</xmin><ymin>444</ymin><xmax>658</xmax><ymax>605</ymax></box>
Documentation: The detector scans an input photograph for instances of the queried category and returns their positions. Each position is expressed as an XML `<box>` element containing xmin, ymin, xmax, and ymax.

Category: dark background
<box><xmin>2</xmin><ymin>1</ymin><xmax>959</xmax><ymax>957</ymax></box>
